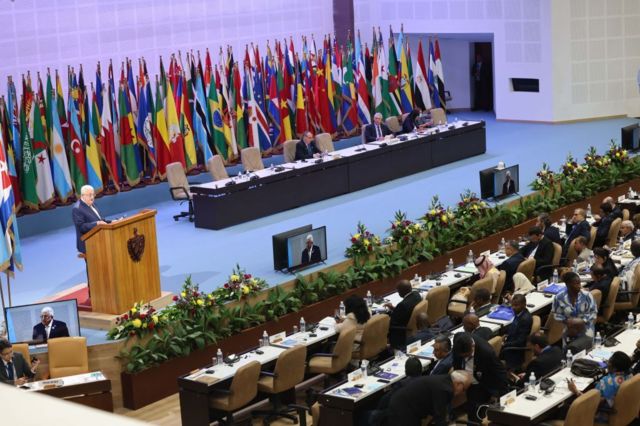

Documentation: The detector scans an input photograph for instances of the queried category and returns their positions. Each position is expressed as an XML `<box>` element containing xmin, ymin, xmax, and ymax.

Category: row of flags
<box><xmin>0</xmin><ymin>27</ymin><xmax>447</xmax><ymax>245</ymax></box>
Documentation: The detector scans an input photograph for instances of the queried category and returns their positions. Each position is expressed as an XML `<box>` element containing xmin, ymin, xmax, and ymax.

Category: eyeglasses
<box><xmin>40</xmin><ymin>314</ymin><xmax>52</xmax><ymax>318</ymax></box>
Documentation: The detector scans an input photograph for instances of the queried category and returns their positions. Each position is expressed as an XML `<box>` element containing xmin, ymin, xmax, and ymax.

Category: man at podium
<box><xmin>72</xmin><ymin>185</ymin><xmax>111</xmax><ymax>254</ymax></box>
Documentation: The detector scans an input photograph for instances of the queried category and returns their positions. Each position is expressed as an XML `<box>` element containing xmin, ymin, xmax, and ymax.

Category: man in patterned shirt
<box><xmin>552</xmin><ymin>271</ymin><xmax>597</xmax><ymax>340</ymax></box>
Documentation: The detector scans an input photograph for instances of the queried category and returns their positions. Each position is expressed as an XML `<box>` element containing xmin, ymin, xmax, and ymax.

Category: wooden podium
<box><xmin>81</xmin><ymin>209</ymin><xmax>161</xmax><ymax>314</ymax></box>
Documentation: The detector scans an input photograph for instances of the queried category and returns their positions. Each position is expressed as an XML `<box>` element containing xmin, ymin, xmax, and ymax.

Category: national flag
<box><xmin>340</xmin><ymin>43</ymin><xmax>358</xmax><ymax>135</ymax></box>
<box><xmin>136</xmin><ymin>73</ymin><xmax>156</xmax><ymax>180</ymax></box>
<box><xmin>0</xmin><ymin>114</ymin><xmax>22</xmax><ymax>275</ymax></box>
<box><xmin>192</xmin><ymin>72</ymin><xmax>214</xmax><ymax>165</ymax></box>
<box><xmin>399</xmin><ymin>36</ymin><xmax>413</xmax><ymax>113</ymax></box>
<box><xmin>20</xmin><ymin>97</ymin><xmax>39</xmax><ymax>209</ymax></box>
<box><xmin>177</xmin><ymin>75</ymin><xmax>198</xmax><ymax>171</ymax></box>
<box><xmin>434</xmin><ymin>38</ymin><xmax>447</xmax><ymax>110</ymax></box>
<box><xmin>55</xmin><ymin>71</ymin><xmax>68</xmax><ymax>144</ymax></box>
<box><xmin>49</xmin><ymin>88</ymin><xmax>73</xmax><ymax>202</ymax></box>
<box><xmin>86</xmin><ymin>86</ymin><xmax>103</xmax><ymax>193</ymax></box>
<box><xmin>267</xmin><ymin>67</ymin><xmax>283</xmax><ymax>146</ymax></box>
<box><xmin>428</xmin><ymin>39</ymin><xmax>440</xmax><ymax>108</ymax></box>
<box><xmin>355</xmin><ymin>32</ymin><xmax>371</xmax><ymax>125</ymax></box>
<box><xmin>217</xmin><ymin>65</ymin><xmax>237</xmax><ymax>159</ymax></box>
<box><xmin>232</xmin><ymin>64</ymin><xmax>248</xmax><ymax>150</ymax></box>
<box><xmin>3</xmin><ymin>84</ymin><xmax>22</xmax><ymax>209</ymax></box>
<box><xmin>100</xmin><ymin>83</ymin><xmax>120</xmax><ymax>190</ymax></box>
<box><xmin>207</xmin><ymin>73</ymin><xmax>228</xmax><ymax>160</ymax></box>
<box><xmin>152</xmin><ymin>78</ymin><xmax>172</xmax><ymax>178</ymax></box>
<box><xmin>294</xmin><ymin>72</ymin><xmax>308</xmax><ymax>136</ymax></box>
<box><xmin>118</xmin><ymin>82</ymin><xmax>141</xmax><ymax>186</ymax></box>
<box><xmin>414</xmin><ymin>39</ymin><xmax>432</xmax><ymax>111</ymax></box>
<box><xmin>67</xmin><ymin>88</ymin><xmax>88</xmax><ymax>193</ymax></box>
<box><xmin>386</xmin><ymin>30</ymin><xmax>402</xmax><ymax>116</ymax></box>
<box><xmin>165</xmin><ymin>80</ymin><xmax>187</xmax><ymax>168</ymax></box>
<box><xmin>322</xmin><ymin>50</ymin><xmax>338</xmax><ymax>134</ymax></box>
<box><xmin>278</xmin><ymin>61</ymin><xmax>293</xmax><ymax>141</ymax></box>
<box><xmin>7</xmin><ymin>78</ymin><xmax>21</xmax><ymax>164</ymax></box>
<box><xmin>246</xmin><ymin>63</ymin><xmax>271</xmax><ymax>152</ymax></box>
<box><xmin>30</xmin><ymin>94</ymin><xmax>55</xmax><ymax>206</ymax></box>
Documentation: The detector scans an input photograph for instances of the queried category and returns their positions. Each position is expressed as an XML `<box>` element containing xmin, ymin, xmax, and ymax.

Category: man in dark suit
<box><xmin>462</xmin><ymin>313</ymin><xmax>493</xmax><ymax>341</ymax></box>
<box><xmin>563</xmin><ymin>208</ymin><xmax>591</xmax><ymax>257</ymax></box>
<box><xmin>364</xmin><ymin>112</ymin><xmax>393</xmax><ymax>142</ymax></box>
<box><xmin>585</xmin><ymin>265</ymin><xmax>612</xmax><ymax>314</ymax></box>
<box><xmin>515</xmin><ymin>333</ymin><xmax>563</xmax><ymax>387</ymax></box>
<box><xmin>620</xmin><ymin>220</ymin><xmax>635</xmax><ymax>242</ymax></box>
<box><xmin>0</xmin><ymin>338</ymin><xmax>39</xmax><ymax>385</ymax></box>
<box><xmin>593</xmin><ymin>202</ymin><xmax>615</xmax><ymax>248</ymax></box>
<box><xmin>429</xmin><ymin>335</ymin><xmax>454</xmax><ymax>375</ymax></box>
<box><xmin>300</xmin><ymin>234</ymin><xmax>322</xmax><ymax>265</ymax></box>
<box><xmin>72</xmin><ymin>185</ymin><xmax>111</xmax><ymax>254</ymax></box>
<box><xmin>384</xmin><ymin>280</ymin><xmax>422</xmax><ymax>349</ymax></box>
<box><xmin>452</xmin><ymin>332</ymin><xmax>509</xmax><ymax>423</ymax></box>
<box><xmin>603</xmin><ymin>196</ymin><xmax>623</xmax><ymax>221</ymax></box>
<box><xmin>536</xmin><ymin>213</ymin><xmax>562</xmax><ymax>245</ymax></box>
<box><xmin>498</xmin><ymin>240</ymin><xmax>526</xmax><ymax>293</ymax></box>
<box><xmin>500</xmin><ymin>294</ymin><xmax>533</xmax><ymax>371</ymax></box>
<box><xmin>386</xmin><ymin>371</ymin><xmax>472</xmax><ymax>426</ymax></box>
<box><xmin>501</xmin><ymin>170</ymin><xmax>516</xmax><ymax>196</ymax></box>
<box><xmin>32</xmin><ymin>306</ymin><xmax>69</xmax><ymax>343</ymax></box>
<box><xmin>521</xmin><ymin>226</ymin><xmax>555</xmax><ymax>281</ymax></box>
<box><xmin>294</xmin><ymin>131</ymin><xmax>320</xmax><ymax>161</ymax></box>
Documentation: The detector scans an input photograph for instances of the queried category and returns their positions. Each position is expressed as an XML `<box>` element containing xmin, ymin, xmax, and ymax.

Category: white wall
<box><xmin>0</xmin><ymin>0</ymin><xmax>334</xmax><ymax>89</ymax></box>
<box><xmin>354</xmin><ymin>0</ymin><xmax>554</xmax><ymax>121</ymax></box>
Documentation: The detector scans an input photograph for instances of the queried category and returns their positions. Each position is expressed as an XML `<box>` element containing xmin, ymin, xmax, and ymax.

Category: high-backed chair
<box><xmin>587</xmin><ymin>226</ymin><xmax>597</xmax><ymax>249</ymax></box>
<box><xmin>12</xmin><ymin>343</ymin><xmax>30</xmax><ymax>369</ymax></box>
<box><xmin>361</xmin><ymin>124</ymin><xmax>368</xmax><ymax>144</ymax></box>
<box><xmin>426</xmin><ymin>286</ymin><xmax>450</xmax><ymax>325</ymax></box>
<box><xmin>590</xmin><ymin>290</ymin><xmax>602</xmax><ymax>312</ymax></box>
<box><xmin>523</xmin><ymin>315</ymin><xmax>541</xmax><ymax>368</ymax></box>
<box><xmin>254</xmin><ymin>345</ymin><xmax>307</xmax><ymax>424</ymax></box>
<box><xmin>565</xmin><ymin>239</ymin><xmax>579</xmax><ymax>267</ymax></box>
<box><xmin>517</xmin><ymin>258</ymin><xmax>536</xmax><ymax>283</ymax></box>
<box><xmin>544</xmin><ymin>389</ymin><xmax>600</xmax><ymax>426</ymax></box>
<box><xmin>315</xmin><ymin>133</ymin><xmax>334</xmax><ymax>152</ymax></box>
<box><xmin>48</xmin><ymin>337</ymin><xmax>89</xmax><ymax>378</ymax></box>
<box><xmin>385</xmin><ymin>116</ymin><xmax>401</xmax><ymax>133</ymax></box>
<box><xmin>606</xmin><ymin>218</ymin><xmax>622</xmax><ymax>248</ymax></box>
<box><xmin>308</xmin><ymin>326</ymin><xmax>356</xmax><ymax>379</ymax></box>
<box><xmin>404</xmin><ymin>299</ymin><xmax>429</xmax><ymax>338</ymax></box>
<box><xmin>283</xmin><ymin>140</ymin><xmax>298</xmax><ymax>163</ymax></box>
<box><xmin>430</xmin><ymin>108</ymin><xmax>447</xmax><ymax>125</ymax></box>
<box><xmin>622</xmin><ymin>208</ymin><xmax>630</xmax><ymax>221</ymax></box>
<box><xmin>166</xmin><ymin>162</ymin><xmax>193</xmax><ymax>222</ymax></box>
<box><xmin>597</xmin><ymin>277</ymin><xmax>620</xmax><ymax>324</ymax></box>
<box><xmin>449</xmin><ymin>275</ymin><xmax>494</xmax><ymax>318</ymax></box>
<box><xmin>488</xmin><ymin>336</ymin><xmax>503</xmax><ymax>357</ymax></box>
<box><xmin>597</xmin><ymin>374</ymin><xmax>640</xmax><ymax>426</ymax></box>
<box><xmin>207</xmin><ymin>155</ymin><xmax>229</xmax><ymax>181</ymax></box>
<box><xmin>352</xmin><ymin>314</ymin><xmax>390</xmax><ymax>361</ymax></box>
<box><xmin>614</xmin><ymin>263</ymin><xmax>640</xmax><ymax>312</ymax></box>
<box><xmin>491</xmin><ymin>271</ymin><xmax>507</xmax><ymax>305</ymax></box>
<box><xmin>209</xmin><ymin>360</ymin><xmax>261</xmax><ymax>424</ymax></box>
<box><xmin>241</xmin><ymin>146</ymin><xmax>264</xmax><ymax>171</ymax></box>
<box><xmin>541</xmin><ymin>314</ymin><xmax>564</xmax><ymax>346</ymax></box>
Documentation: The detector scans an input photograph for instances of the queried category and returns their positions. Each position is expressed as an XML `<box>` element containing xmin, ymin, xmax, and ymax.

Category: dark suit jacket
<box><xmin>501</xmin><ymin>310</ymin><xmax>533</xmax><ymax>369</ymax></box>
<box><xmin>32</xmin><ymin>319</ymin><xmax>70</xmax><ymax>343</ymax></box>
<box><xmin>518</xmin><ymin>346</ymin><xmax>563</xmax><ymax>387</ymax></box>
<box><xmin>612</xmin><ymin>206</ymin><xmax>623</xmax><ymax>221</ymax></box>
<box><xmin>364</xmin><ymin>123</ymin><xmax>392</xmax><ymax>142</ymax></box>
<box><xmin>453</xmin><ymin>334</ymin><xmax>509</xmax><ymax>397</ymax></box>
<box><xmin>430</xmin><ymin>352</ymin><xmax>453</xmax><ymax>376</ymax></box>
<box><xmin>0</xmin><ymin>352</ymin><xmax>34</xmax><ymax>384</ymax></box>
<box><xmin>502</xmin><ymin>179</ymin><xmax>515</xmax><ymax>196</ymax></box>
<box><xmin>521</xmin><ymin>237</ymin><xmax>555</xmax><ymax>280</ymax></box>
<box><xmin>389</xmin><ymin>291</ymin><xmax>422</xmax><ymax>348</ymax></box>
<box><xmin>471</xmin><ymin>326</ymin><xmax>494</xmax><ymax>341</ymax></box>
<box><xmin>594</xmin><ymin>213</ymin><xmax>615</xmax><ymax>248</ymax></box>
<box><xmin>72</xmin><ymin>200</ymin><xmax>110</xmax><ymax>254</ymax></box>
<box><xmin>387</xmin><ymin>375</ymin><xmax>454</xmax><ymax>426</ymax></box>
<box><xmin>294</xmin><ymin>139</ymin><xmax>320</xmax><ymax>161</ymax></box>
<box><xmin>300</xmin><ymin>245</ymin><xmax>321</xmax><ymax>265</ymax></box>
<box><xmin>564</xmin><ymin>220</ymin><xmax>591</xmax><ymax>253</ymax></box>
<box><xmin>401</xmin><ymin>116</ymin><xmax>418</xmax><ymax>133</ymax></box>
<box><xmin>497</xmin><ymin>252</ymin><xmax>526</xmax><ymax>293</ymax></box>
<box><xmin>585</xmin><ymin>276</ymin><xmax>612</xmax><ymax>313</ymax></box>
<box><xmin>544</xmin><ymin>226</ymin><xmax>562</xmax><ymax>245</ymax></box>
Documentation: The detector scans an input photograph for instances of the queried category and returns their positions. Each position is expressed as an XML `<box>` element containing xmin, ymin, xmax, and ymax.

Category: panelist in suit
<box><xmin>563</xmin><ymin>208</ymin><xmax>591</xmax><ymax>257</ymax></box>
<box><xmin>536</xmin><ymin>212</ymin><xmax>562</xmax><ymax>245</ymax></box>
<box><xmin>0</xmin><ymin>339</ymin><xmax>39</xmax><ymax>385</ymax></box>
<box><xmin>401</xmin><ymin>108</ymin><xmax>431</xmax><ymax>133</ymax></box>
<box><xmin>294</xmin><ymin>131</ymin><xmax>320</xmax><ymax>161</ymax></box>
<box><xmin>364</xmin><ymin>112</ymin><xmax>393</xmax><ymax>142</ymax></box>
<box><xmin>429</xmin><ymin>335</ymin><xmax>454</xmax><ymax>375</ymax></box>
<box><xmin>521</xmin><ymin>226</ymin><xmax>555</xmax><ymax>281</ymax></box>
<box><xmin>501</xmin><ymin>170</ymin><xmax>516</xmax><ymax>196</ymax></box>
<box><xmin>498</xmin><ymin>240</ymin><xmax>526</xmax><ymax>293</ymax></box>
<box><xmin>32</xmin><ymin>306</ymin><xmax>69</xmax><ymax>344</ymax></box>
<box><xmin>384</xmin><ymin>280</ymin><xmax>422</xmax><ymax>349</ymax></box>
<box><xmin>592</xmin><ymin>202</ymin><xmax>615</xmax><ymax>248</ymax></box>
<box><xmin>500</xmin><ymin>294</ymin><xmax>533</xmax><ymax>371</ymax></box>
<box><xmin>516</xmin><ymin>333</ymin><xmax>563</xmax><ymax>387</ymax></box>
<box><xmin>72</xmin><ymin>185</ymin><xmax>111</xmax><ymax>254</ymax></box>
<box><xmin>300</xmin><ymin>234</ymin><xmax>322</xmax><ymax>265</ymax></box>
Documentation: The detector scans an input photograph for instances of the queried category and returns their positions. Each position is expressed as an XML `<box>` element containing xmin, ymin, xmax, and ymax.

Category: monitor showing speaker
<box><xmin>479</xmin><ymin>164</ymin><xmax>519</xmax><ymax>200</ymax></box>
<box><xmin>621</xmin><ymin>123</ymin><xmax>640</xmax><ymax>152</ymax></box>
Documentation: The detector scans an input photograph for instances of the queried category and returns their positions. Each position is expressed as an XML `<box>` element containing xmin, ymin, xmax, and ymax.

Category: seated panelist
<box><xmin>364</xmin><ymin>112</ymin><xmax>393</xmax><ymax>142</ymax></box>
<box><xmin>401</xmin><ymin>108</ymin><xmax>431</xmax><ymax>133</ymax></box>
<box><xmin>294</xmin><ymin>131</ymin><xmax>320</xmax><ymax>161</ymax></box>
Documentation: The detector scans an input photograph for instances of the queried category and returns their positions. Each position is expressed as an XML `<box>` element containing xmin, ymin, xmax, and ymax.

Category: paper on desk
<box><xmin>319</xmin><ymin>316</ymin><xmax>337</xmax><ymax>326</ymax></box>
<box><xmin>455</xmin><ymin>265</ymin><xmax>477</xmax><ymax>274</ymax></box>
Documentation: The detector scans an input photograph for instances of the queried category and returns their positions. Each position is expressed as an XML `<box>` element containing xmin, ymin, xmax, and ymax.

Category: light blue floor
<box><xmin>8</xmin><ymin>112</ymin><xmax>639</xmax><ymax>308</ymax></box>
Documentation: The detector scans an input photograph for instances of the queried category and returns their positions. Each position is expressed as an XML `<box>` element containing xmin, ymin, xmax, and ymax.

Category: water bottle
<box><xmin>300</xmin><ymin>317</ymin><xmax>306</xmax><ymax>333</ymax></box>
<box><xmin>270</xmin><ymin>163</ymin><xmax>275</xmax><ymax>171</ymax></box>
<box><xmin>361</xmin><ymin>360</ymin><xmax>369</xmax><ymax>378</ymax></box>
<box><xmin>566</xmin><ymin>350</ymin><xmax>573</xmax><ymax>368</ymax></box>
<box><xmin>552</xmin><ymin>269</ymin><xmax>559</xmax><ymax>284</ymax></box>
<box><xmin>216</xmin><ymin>348</ymin><xmax>223</xmax><ymax>365</ymax></box>
<box><xmin>447</xmin><ymin>258</ymin><xmax>454</xmax><ymax>272</ymax></box>
<box><xmin>366</xmin><ymin>290</ymin><xmax>373</xmax><ymax>307</ymax></box>
<box><xmin>467</xmin><ymin>250</ymin><xmax>474</xmax><ymax>264</ymax></box>
<box><xmin>469</xmin><ymin>305</ymin><xmax>476</xmax><ymax>315</ymax></box>
<box><xmin>628</xmin><ymin>312</ymin><xmax>635</xmax><ymax>329</ymax></box>
<box><xmin>499</xmin><ymin>237</ymin><xmax>506</xmax><ymax>252</ymax></box>
<box><xmin>629</xmin><ymin>187</ymin><xmax>634</xmax><ymax>199</ymax></box>
<box><xmin>595</xmin><ymin>332</ymin><xmax>602</xmax><ymax>348</ymax></box>
<box><xmin>586</xmin><ymin>203</ymin><xmax>592</xmax><ymax>217</ymax></box>
<box><xmin>413</xmin><ymin>273</ymin><xmax>420</xmax><ymax>285</ymax></box>
<box><xmin>561</xmin><ymin>214</ymin><xmax>567</xmax><ymax>226</ymax></box>
<box><xmin>262</xmin><ymin>331</ymin><xmax>269</xmax><ymax>347</ymax></box>
<box><xmin>528</xmin><ymin>372</ymin><xmax>536</xmax><ymax>393</ymax></box>
<box><xmin>339</xmin><ymin>301</ymin><xmax>346</xmax><ymax>317</ymax></box>
<box><xmin>572</xmin><ymin>259</ymin><xmax>579</xmax><ymax>273</ymax></box>
<box><xmin>589</xmin><ymin>252</ymin><xmax>595</xmax><ymax>266</ymax></box>
<box><xmin>619</xmin><ymin>236</ymin><xmax>624</xmax><ymax>248</ymax></box>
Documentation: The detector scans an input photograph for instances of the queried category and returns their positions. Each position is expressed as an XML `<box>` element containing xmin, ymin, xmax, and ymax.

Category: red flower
<box><xmin>391</xmin><ymin>223</ymin><xmax>396</xmax><ymax>229</ymax></box>
<box><xmin>129</xmin><ymin>331</ymin><xmax>135</xmax><ymax>336</ymax></box>
<box><xmin>244</xmin><ymin>274</ymin><xmax>251</xmax><ymax>279</ymax></box>
<box><xmin>368</xmin><ymin>246</ymin><xmax>373</xmax><ymax>252</ymax></box>
<box><xmin>172</xmin><ymin>295</ymin><xmax>179</xmax><ymax>301</ymax></box>
<box><xmin>193</xmin><ymin>291</ymin><xmax>199</xmax><ymax>297</ymax></box>
<box><xmin>403</xmin><ymin>236</ymin><xmax>409</xmax><ymax>242</ymax></box>
<box><xmin>351</xmin><ymin>237</ymin><xmax>357</xmax><ymax>243</ymax></box>
<box><xmin>140</xmin><ymin>313</ymin><xmax>147</xmax><ymax>320</ymax></box>
<box><xmin>224</xmin><ymin>283</ymin><xmax>229</xmax><ymax>288</ymax></box>
<box><xmin>123</xmin><ymin>314</ymin><xmax>129</xmax><ymax>320</ymax></box>
<box><xmin>148</xmin><ymin>322</ymin><xmax>155</xmax><ymax>330</ymax></box>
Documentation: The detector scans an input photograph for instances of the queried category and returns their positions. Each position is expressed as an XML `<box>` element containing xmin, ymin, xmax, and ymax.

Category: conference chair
<box><xmin>622</xmin><ymin>208</ymin><xmax>630</xmax><ymax>221</ymax></box>
<box><xmin>241</xmin><ymin>146</ymin><xmax>265</xmax><ymax>172</ymax></box>
<box><xmin>352</xmin><ymin>314</ymin><xmax>390</xmax><ymax>361</ymax></box>
<box><xmin>425</xmin><ymin>286</ymin><xmax>450</xmax><ymax>325</ymax></box>
<box><xmin>597</xmin><ymin>277</ymin><xmax>620</xmax><ymax>325</ymax></box>
<box><xmin>283</xmin><ymin>140</ymin><xmax>298</xmax><ymax>163</ymax></box>
<box><xmin>361</xmin><ymin>124</ymin><xmax>367</xmax><ymax>144</ymax></box>
<box><xmin>448</xmin><ymin>275</ymin><xmax>493</xmax><ymax>318</ymax></box>
<box><xmin>315</xmin><ymin>133</ymin><xmax>334</xmax><ymax>153</ymax></box>
<box><xmin>541</xmin><ymin>389</ymin><xmax>600</xmax><ymax>426</ymax></box>
<box><xmin>207</xmin><ymin>155</ymin><xmax>229</xmax><ymax>181</ymax></box>
<box><xmin>614</xmin><ymin>263</ymin><xmax>640</xmax><ymax>312</ymax></box>
<box><xmin>590</xmin><ymin>290</ymin><xmax>602</xmax><ymax>312</ymax></box>
<box><xmin>541</xmin><ymin>314</ymin><xmax>564</xmax><ymax>346</ymax></box>
<box><xmin>429</xmin><ymin>107</ymin><xmax>447</xmax><ymax>125</ymax></box>
<box><xmin>595</xmin><ymin>374</ymin><xmax>640</xmax><ymax>426</ymax></box>
<box><xmin>253</xmin><ymin>345</ymin><xmax>307</xmax><ymax>424</ymax></box>
<box><xmin>516</xmin><ymin>258</ymin><xmax>536</xmax><ymax>284</ymax></box>
<box><xmin>551</xmin><ymin>242</ymin><xmax>563</xmax><ymax>267</ymax></box>
<box><xmin>403</xmin><ymin>299</ymin><xmax>429</xmax><ymax>338</ymax></box>
<box><xmin>491</xmin><ymin>271</ymin><xmax>507</xmax><ymax>305</ymax></box>
<box><xmin>606</xmin><ymin>218</ymin><xmax>622</xmax><ymax>248</ymax></box>
<box><xmin>48</xmin><ymin>336</ymin><xmax>89</xmax><ymax>378</ymax></box>
<box><xmin>565</xmin><ymin>239</ymin><xmax>579</xmax><ymax>268</ymax></box>
<box><xmin>307</xmin><ymin>326</ymin><xmax>356</xmax><ymax>386</ymax></box>
<box><xmin>587</xmin><ymin>226</ymin><xmax>597</xmax><ymax>250</ymax></box>
<box><xmin>385</xmin><ymin>116</ymin><xmax>402</xmax><ymax>133</ymax></box>
<box><xmin>501</xmin><ymin>315</ymin><xmax>541</xmax><ymax>370</ymax></box>
<box><xmin>488</xmin><ymin>336</ymin><xmax>503</xmax><ymax>357</ymax></box>
<box><xmin>166</xmin><ymin>162</ymin><xmax>194</xmax><ymax>222</ymax></box>
<box><xmin>209</xmin><ymin>360</ymin><xmax>261</xmax><ymax>425</ymax></box>
<box><xmin>12</xmin><ymin>343</ymin><xmax>30</xmax><ymax>369</ymax></box>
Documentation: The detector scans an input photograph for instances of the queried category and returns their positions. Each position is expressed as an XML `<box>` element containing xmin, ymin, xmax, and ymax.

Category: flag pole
<box><xmin>0</xmin><ymin>275</ymin><xmax>5</xmax><ymax>312</ymax></box>
<box><xmin>6</xmin><ymin>273</ymin><xmax>11</xmax><ymax>307</ymax></box>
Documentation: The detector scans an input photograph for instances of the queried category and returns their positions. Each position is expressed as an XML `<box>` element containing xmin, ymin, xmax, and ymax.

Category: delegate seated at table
<box><xmin>294</xmin><ymin>131</ymin><xmax>320</xmax><ymax>161</ymax></box>
<box><xmin>401</xmin><ymin>109</ymin><xmax>431</xmax><ymax>133</ymax></box>
<box><xmin>364</xmin><ymin>113</ymin><xmax>393</xmax><ymax>142</ymax></box>
<box><xmin>552</xmin><ymin>271</ymin><xmax>598</xmax><ymax>340</ymax></box>
<box><xmin>0</xmin><ymin>339</ymin><xmax>40</xmax><ymax>385</ymax></box>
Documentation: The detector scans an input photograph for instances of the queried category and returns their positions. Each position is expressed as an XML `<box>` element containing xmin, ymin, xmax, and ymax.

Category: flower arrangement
<box><xmin>171</xmin><ymin>276</ymin><xmax>219</xmax><ymax>314</ymax></box>
<box><xmin>456</xmin><ymin>190</ymin><xmax>488</xmax><ymax>218</ymax></box>
<box><xmin>345</xmin><ymin>222</ymin><xmax>381</xmax><ymax>259</ymax></box>
<box><xmin>607</xmin><ymin>140</ymin><xmax>628</xmax><ymax>164</ymax></box>
<box><xmin>422</xmin><ymin>195</ymin><xmax>454</xmax><ymax>230</ymax></box>
<box><xmin>584</xmin><ymin>146</ymin><xmax>611</xmax><ymax>170</ymax></box>
<box><xmin>560</xmin><ymin>153</ymin><xmax>588</xmax><ymax>179</ymax></box>
<box><xmin>213</xmin><ymin>264</ymin><xmax>268</xmax><ymax>302</ymax></box>
<box><xmin>388</xmin><ymin>211</ymin><xmax>424</xmax><ymax>247</ymax></box>
<box><xmin>107</xmin><ymin>301</ymin><xmax>164</xmax><ymax>340</ymax></box>
<box><xmin>530</xmin><ymin>162</ymin><xmax>556</xmax><ymax>192</ymax></box>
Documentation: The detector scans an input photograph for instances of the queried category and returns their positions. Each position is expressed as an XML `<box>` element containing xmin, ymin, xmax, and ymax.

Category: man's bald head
<box><xmin>396</xmin><ymin>280</ymin><xmax>413</xmax><ymax>297</ymax></box>
<box><xmin>462</xmin><ymin>313</ymin><xmax>480</xmax><ymax>333</ymax></box>
<box><xmin>566</xmin><ymin>317</ymin><xmax>586</xmax><ymax>337</ymax></box>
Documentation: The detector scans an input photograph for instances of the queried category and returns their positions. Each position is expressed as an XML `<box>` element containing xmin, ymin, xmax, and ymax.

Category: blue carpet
<box><xmin>8</xmin><ymin>112</ymin><xmax>639</xmax><ymax>307</ymax></box>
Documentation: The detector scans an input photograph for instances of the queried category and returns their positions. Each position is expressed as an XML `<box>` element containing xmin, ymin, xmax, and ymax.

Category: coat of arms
<box><xmin>127</xmin><ymin>228</ymin><xmax>145</xmax><ymax>262</ymax></box>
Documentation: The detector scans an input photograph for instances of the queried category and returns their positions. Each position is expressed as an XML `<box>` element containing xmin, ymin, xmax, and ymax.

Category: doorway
<box><xmin>472</xmin><ymin>42</ymin><xmax>494</xmax><ymax>111</ymax></box>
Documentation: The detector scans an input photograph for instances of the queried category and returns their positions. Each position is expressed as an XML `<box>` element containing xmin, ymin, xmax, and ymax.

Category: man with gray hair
<box><xmin>300</xmin><ymin>234</ymin><xmax>321</xmax><ymax>265</ymax></box>
<box><xmin>294</xmin><ymin>130</ymin><xmax>320</xmax><ymax>161</ymax></box>
<box><xmin>364</xmin><ymin>112</ymin><xmax>392</xmax><ymax>142</ymax></box>
<box><xmin>72</xmin><ymin>185</ymin><xmax>111</xmax><ymax>254</ymax></box>
<box><xmin>620</xmin><ymin>220</ymin><xmax>635</xmax><ymax>243</ymax></box>
<box><xmin>32</xmin><ymin>306</ymin><xmax>69</xmax><ymax>343</ymax></box>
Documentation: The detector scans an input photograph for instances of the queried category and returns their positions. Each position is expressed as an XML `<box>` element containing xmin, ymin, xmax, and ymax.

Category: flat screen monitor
<box><xmin>621</xmin><ymin>123</ymin><xmax>640</xmax><ymax>152</ymax></box>
<box><xmin>4</xmin><ymin>299</ymin><xmax>81</xmax><ymax>344</ymax></box>
<box><xmin>286</xmin><ymin>226</ymin><xmax>327</xmax><ymax>270</ymax></box>
<box><xmin>272</xmin><ymin>224</ymin><xmax>313</xmax><ymax>271</ymax></box>
<box><xmin>493</xmin><ymin>165</ymin><xmax>519</xmax><ymax>198</ymax></box>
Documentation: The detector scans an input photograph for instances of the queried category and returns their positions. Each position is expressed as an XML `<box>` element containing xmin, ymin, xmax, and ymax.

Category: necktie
<box><xmin>7</xmin><ymin>361</ymin><xmax>14</xmax><ymax>381</ymax></box>
<box><xmin>376</xmin><ymin>125</ymin><xmax>382</xmax><ymax>139</ymax></box>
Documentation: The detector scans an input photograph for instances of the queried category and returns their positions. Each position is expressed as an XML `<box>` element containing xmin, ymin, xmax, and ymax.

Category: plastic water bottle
<box><xmin>300</xmin><ymin>317</ymin><xmax>306</xmax><ymax>333</ymax></box>
<box><xmin>572</xmin><ymin>259</ymin><xmax>579</xmax><ymax>273</ymax></box>
<box><xmin>469</xmin><ymin>305</ymin><xmax>476</xmax><ymax>314</ymax></box>
<box><xmin>216</xmin><ymin>348</ymin><xmax>223</xmax><ymax>365</ymax></box>
<box><xmin>413</xmin><ymin>273</ymin><xmax>420</xmax><ymax>284</ymax></box>
<box><xmin>366</xmin><ymin>290</ymin><xmax>373</xmax><ymax>307</ymax></box>
<box><xmin>586</xmin><ymin>203</ymin><xmax>592</xmax><ymax>217</ymax></box>
<box><xmin>361</xmin><ymin>360</ymin><xmax>369</xmax><ymax>378</ymax></box>
<box><xmin>629</xmin><ymin>187</ymin><xmax>634</xmax><ymax>199</ymax></box>
<box><xmin>628</xmin><ymin>312</ymin><xmax>635</xmax><ymax>329</ymax></box>
<box><xmin>467</xmin><ymin>250</ymin><xmax>474</xmax><ymax>264</ymax></box>
<box><xmin>595</xmin><ymin>332</ymin><xmax>602</xmax><ymax>348</ymax></box>
<box><xmin>262</xmin><ymin>331</ymin><xmax>269</xmax><ymax>347</ymax></box>
<box><xmin>499</xmin><ymin>237</ymin><xmax>506</xmax><ymax>252</ymax></box>
<box><xmin>561</xmin><ymin>214</ymin><xmax>567</xmax><ymax>226</ymax></box>
<box><xmin>589</xmin><ymin>252</ymin><xmax>595</xmax><ymax>266</ymax></box>
<box><xmin>528</xmin><ymin>372</ymin><xmax>536</xmax><ymax>393</ymax></box>
<box><xmin>447</xmin><ymin>258</ymin><xmax>454</xmax><ymax>272</ymax></box>
<box><xmin>552</xmin><ymin>269</ymin><xmax>559</xmax><ymax>284</ymax></box>
<box><xmin>339</xmin><ymin>301</ymin><xmax>346</xmax><ymax>317</ymax></box>
<box><xmin>566</xmin><ymin>350</ymin><xmax>573</xmax><ymax>368</ymax></box>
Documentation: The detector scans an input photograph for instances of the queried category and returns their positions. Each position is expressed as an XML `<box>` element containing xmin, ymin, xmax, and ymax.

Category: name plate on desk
<box><xmin>348</xmin><ymin>370</ymin><xmax>364</xmax><ymax>382</ymax></box>
<box><xmin>619</xmin><ymin>195</ymin><xmax>626</xmax><ymax>202</ymax></box>
<box><xmin>500</xmin><ymin>390</ymin><xmax>517</xmax><ymax>407</ymax></box>
<box><xmin>406</xmin><ymin>341</ymin><xmax>421</xmax><ymax>355</ymax></box>
<box><xmin>270</xmin><ymin>332</ymin><xmax>286</xmax><ymax>344</ymax></box>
